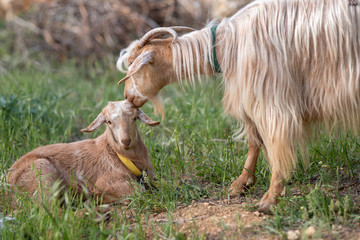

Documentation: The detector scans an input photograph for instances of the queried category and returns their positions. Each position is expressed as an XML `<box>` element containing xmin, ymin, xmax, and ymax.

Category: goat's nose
<box><xmin>121</xmin><ymin>139</ymin><xmax>131</xmax><ymax>148</ymax></box>
<box><xmin>127</xmin><ymin>94</ymin><xmax>135</xmax><ymax>103</ymax></box>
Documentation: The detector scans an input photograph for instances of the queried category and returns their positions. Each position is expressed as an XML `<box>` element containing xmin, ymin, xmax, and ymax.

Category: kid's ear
<box><xmin>81</xmin><ymin>113</ymin><xmax>106</xmax><ymax>133</ymax></box>
<box><xmin>137</xmin><ymin>109</ymin><xmax>160</xmax><ymax>127</ymax></box>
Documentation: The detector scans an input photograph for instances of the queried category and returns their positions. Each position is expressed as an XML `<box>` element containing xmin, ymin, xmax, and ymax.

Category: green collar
<box><xmin>211</xmin><ymin>25</ymin><xmax>222</xmax><ymax>73</ymax></box>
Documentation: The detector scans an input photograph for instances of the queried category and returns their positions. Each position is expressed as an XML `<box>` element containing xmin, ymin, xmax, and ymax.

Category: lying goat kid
<box><xmin>6</xmin><ymin>101</ymin><xmax>159</xmax><ymax>204</ymax></box>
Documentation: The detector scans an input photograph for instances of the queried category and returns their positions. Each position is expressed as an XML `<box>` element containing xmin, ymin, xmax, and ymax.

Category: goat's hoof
<box><xmin>228</xmin><ymin>184</ymin><xmax>246</xmax><ymax>197</ymax></box>
<box><xmin>256</xmin><ymin>192</ymin><xmax>279</xmax><ymax>214</ymax></box>
<box><xmin>257</xmin><ymin>203</ymin><xmax>273</xmax><ymax>215</ymax></box>
<box><xmin>228</xmin><ymin>176</ymin><xmax>255</xmax><ymax>197</ymax></box>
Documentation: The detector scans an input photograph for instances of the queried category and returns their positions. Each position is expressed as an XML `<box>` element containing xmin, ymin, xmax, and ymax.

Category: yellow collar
<box><xmin>116</xmin><ymin>152</ymin><xmax>142</xmax><ymax>176</ymax></box>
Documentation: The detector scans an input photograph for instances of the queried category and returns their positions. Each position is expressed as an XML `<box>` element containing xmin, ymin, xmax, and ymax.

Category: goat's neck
<box><xmin>172</xmin><ymin>28</ymin><xmax>215</xmax><ymax>84</ymax></box>
<box><xmin>98</xmin><ymin>128</ymin><xmax>149</xmax><ymax>165</ymax></box>
<box><xmin>94</xmin><ymin>130</ymin><xmax>116</xmax><ymax>157</ymax></box>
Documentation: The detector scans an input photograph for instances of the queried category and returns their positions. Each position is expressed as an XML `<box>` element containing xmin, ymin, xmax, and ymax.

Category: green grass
<box><xmin>0</xmin><ymin>33</ymin><xmax>359</xmax><ymax>239</ymax></box>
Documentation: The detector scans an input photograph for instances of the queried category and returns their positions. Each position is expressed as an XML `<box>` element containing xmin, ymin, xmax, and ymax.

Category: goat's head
<box><xmin>117</xmin><ymin>27</ymin><xmax>195</xmax><ymax>108</ymax></box>
<box><xmin>81</xmin><ymin>101</ymin><xmax>159</xmax><ymax>150</ymax></box>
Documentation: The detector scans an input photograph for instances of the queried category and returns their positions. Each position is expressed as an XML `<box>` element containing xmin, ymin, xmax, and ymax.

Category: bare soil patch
<box><xmin>142</xmin><ymin>196</ymin><xmax>360</xmax><ymax>239</ymax></box>
<box><xmin>145</xmin><ymin>197</ymin><xmax>276</xmax><ymax>239</ymax></box>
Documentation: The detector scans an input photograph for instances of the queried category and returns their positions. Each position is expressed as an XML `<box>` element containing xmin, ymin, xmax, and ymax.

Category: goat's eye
<box><xmin>133</xmin><ymin>117</ymin><xmax>137</xmax><ymax>121</ymax></box>
<box><xmin>107</xmin><ymin>120</ymin><xmax>112</xmax><ymax>125</ymax></box>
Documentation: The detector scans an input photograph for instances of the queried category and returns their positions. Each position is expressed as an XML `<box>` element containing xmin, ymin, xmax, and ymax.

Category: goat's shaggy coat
<box><xmin>118</xmin><ymin>0</ymin><xmax>360</xmax><ymax>210</ymax></box>
<box><xmin>173</xmin><ymin>0</ymin><xmax>360</xmax><ymax>179</ymax></box>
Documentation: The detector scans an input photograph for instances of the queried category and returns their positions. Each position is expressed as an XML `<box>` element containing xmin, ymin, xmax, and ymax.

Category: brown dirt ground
<box><xmin>139</xmin><ymin>172</ymin><xmax>360</xmax><ymax>239</ymax></box>
<box><xmin>145</xmin><ymin>197</ymin><xmax>273</xmax><ymax>239</ymax></box>
<box><xmin>141</xmin><ymin>196</ymin><xmax>360</xmax><ymax>239</ymax></box>
<box><xmin>107</xmin><ymin>173</ymin><xmax>360</xmax><ymax>239</ymax></box>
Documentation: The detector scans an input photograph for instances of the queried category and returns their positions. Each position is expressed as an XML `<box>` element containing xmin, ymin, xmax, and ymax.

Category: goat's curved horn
<box><xmin>137</xmin><ymin>109</ymin><xmax>160</xmax><ymax>127</ymax></box>
<box><xmin>139</xmin><ymin>27</ymin><xmax>178</xmax><ymax>47</ymax></box>
<box><xmin>118</xmin><ymin>51</ymin><xmax>153</xmax><ymax>85</ymax></box>
<box><xmin>81</xmin><ymin>112</ymin><xmax>106</xmax><ymax>133</ymax></box>
<box><xmin>170</xmin><ymin>26</ymin><xmax>196</xmax><ymax>32</ymax></box>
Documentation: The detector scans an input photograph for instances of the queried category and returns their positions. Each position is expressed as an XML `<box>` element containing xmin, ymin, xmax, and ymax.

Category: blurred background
<box><xmin>0</xmin><ymin>0</ymin><xmax>253</xmax><ymax>62</ymax></box>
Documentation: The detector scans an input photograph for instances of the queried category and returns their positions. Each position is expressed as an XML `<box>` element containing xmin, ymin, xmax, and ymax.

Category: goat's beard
<box><xmin>149</xmin><ymin>95</ymin><xmax>165</xmax><ymax>120</ymax></box>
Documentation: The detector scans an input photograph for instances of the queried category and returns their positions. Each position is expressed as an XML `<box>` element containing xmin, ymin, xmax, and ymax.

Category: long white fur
<box><xmin>118</xmin><ymin>0</ymin><xmax>360</xmax><ymax>180</ymax></box>
<box><xmin>117</xmin><ymin>40</ymin><xmax>139</xmax><ymax>73</ymax></box>
<box><xmin>172</xmin><ymin>0</ymin><xmax>360</xmax><ymax>179</ymax></box>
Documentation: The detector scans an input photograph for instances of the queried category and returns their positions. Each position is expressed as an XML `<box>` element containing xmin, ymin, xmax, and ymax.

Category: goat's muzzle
<box><xmin>125</xmin><ymin>93</ymin><xmax>147</xmax><ymax>108</ymax></box>
<box><xmin>120</xmin><ymin>139</ymin><xmax>131</xmax><ymax>149</ymax></box>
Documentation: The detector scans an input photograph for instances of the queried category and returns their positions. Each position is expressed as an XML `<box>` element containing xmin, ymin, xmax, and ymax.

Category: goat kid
<box><xmin>6</xmin><ymin>101</ymin><xmax>159</xmax><ymax>206</ymax></box>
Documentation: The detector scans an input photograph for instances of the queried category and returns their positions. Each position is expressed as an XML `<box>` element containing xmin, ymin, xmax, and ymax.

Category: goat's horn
<box><xmin>137</xmin><ymin>109</ymin><xmax>160</xmax><ymax>127</ymax></box>
<box><xmin>170</xmin><ymin>26</ymin><xmax>196</xmax><ymax>32</ymax></box>
<box><xmin>139</xmin><ymin>27</ymin><xmax>178</xmax><ymax>47</ymax></box>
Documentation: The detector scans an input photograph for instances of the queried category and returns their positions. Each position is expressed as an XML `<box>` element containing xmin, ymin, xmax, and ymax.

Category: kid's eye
<box><xmin>107</xmin><ymin>120</ymin><xmax>112</xmax><ymax>125</ymax></box>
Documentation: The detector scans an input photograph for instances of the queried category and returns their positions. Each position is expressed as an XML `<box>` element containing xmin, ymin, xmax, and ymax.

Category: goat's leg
<box><xmin>8</xmin><ymin>159</ymin><xmax>63</xmax><ymax>206</ymax></box>
<box><xmin>94</xmin><ymin>176</ymin><xmax>139</xmax><ymax>204</ymax></box>
<box><xmin>255</xmin><ymin>116</ymin><xmax>298</xmax><ymax>213</ymax></box>
<box><xmin>257</xmin><ymin>170</ymin><xmax>284</xmax><ymax>214</ymax></box>
<box><xmin>74</xmin><ymin>177</ymin><xmax>137</xmax><ymax>220</ymax></box>
<box><xmin>229</xmin><ymin>137</ymin><xmax>260</xmax><ymax>196</ymax></box>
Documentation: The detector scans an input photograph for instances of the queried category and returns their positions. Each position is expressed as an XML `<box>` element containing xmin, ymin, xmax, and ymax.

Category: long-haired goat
<box><xmin>6</xmin><ymin>101</ymin><xmax>159</xmax><ymax>205</ymax></box>
<box><xmin>117</xmin><ymin>0</ymin><xmax>360</xmax><ymax>212</ymax></box>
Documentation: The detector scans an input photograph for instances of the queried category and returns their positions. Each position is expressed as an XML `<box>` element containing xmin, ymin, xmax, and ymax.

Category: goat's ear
<box><xmin>118</xmin><ymin>51</ymin><xmax>153</xmax><ymax>85</ymax></box>
<box><xmin>137</xmin><ymin>109</ymin><xmax>160</xmax><ymax>127</ymax></box>
<box><xmin>81</xmin><ymin>113</ymin><xmax>106</xmax><ymax>133</ymax></box>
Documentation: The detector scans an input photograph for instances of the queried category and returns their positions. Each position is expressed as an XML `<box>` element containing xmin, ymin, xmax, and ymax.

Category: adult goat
<box><xmin>117</xmin><ymin>0</ymin><xmax>360</xmax><ymax>212</ymax></box>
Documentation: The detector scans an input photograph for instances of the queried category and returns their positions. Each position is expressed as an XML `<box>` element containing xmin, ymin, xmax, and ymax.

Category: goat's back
<box><xmin>222</xmin><ymin>0</ymin><xmax>360</xmax><ymax>130</ymax></box>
